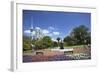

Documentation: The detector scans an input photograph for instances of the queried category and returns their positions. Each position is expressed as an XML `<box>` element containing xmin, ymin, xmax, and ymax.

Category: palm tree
<box><xmin>56</xmin><ymin>37</ymin><xmax>60</xmax><ymax>47</ymax></box>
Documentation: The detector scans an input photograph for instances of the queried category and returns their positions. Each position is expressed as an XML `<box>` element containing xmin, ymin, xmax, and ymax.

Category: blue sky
<box><xmin>23</xmin><ymin>10</ymin><xmax>91</xmax><ymax>41</ymax></box>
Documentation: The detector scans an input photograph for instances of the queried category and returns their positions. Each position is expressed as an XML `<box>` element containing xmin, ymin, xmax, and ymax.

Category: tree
<box><xmin>71</xmin><ymin>25</ymin><xmax>90</xmax><ymax>45</ymax></box>
<box><xmin>52</xmin><ymin>41</ymin><xmax>58</xmax><ymax>47</ymax></box>
<box><xmin>64</xmin><ymin>25</ymin><xmax>91</xmax><ymax>46</ymax></box>
<box><xmin>23</xmin><ymin>36</ymin><xmax>31</xmax><ymax>51</ymax></box>
<box><xmin>34</xmin><ymin>39</ymin><xmax>44</xmax><ymax>50</ymax></box>
<box><xmin>42</xmin><ymin>36</ymin><xmax>53</xmax><ymax>48</ymax></box>
<box><xmin>34</xmin><ymin>36</ymin><xmax>52</xmax><ymax>49</ymax></box>
<box><xmin>63</xmin><ymin>36</ymin><xmax>75</xmax><ymax>46</ymax></box>
<box><xmin>85</xmin><ymin>32</ymin><xmax>91</xmax><ymax>45</ymax></box>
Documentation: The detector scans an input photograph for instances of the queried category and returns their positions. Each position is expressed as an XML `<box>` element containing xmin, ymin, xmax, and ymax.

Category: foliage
<box><xmin>42</xmin><ymin>36</ymin><xmax>53</xmax><ymax>48</ymax></box>
<box><xmin>34</xmin><ymin>36</ymin><xmax>53</xmax><ymax>49</ymax></box>
<box><xmin>64</xmin><ymin>25</ymin><xmax>91</xmax><ymax>46</ymax></box>
<box><xmin>52</xmin><ymin>41</ymin><xmax>58</xmax><ymax>47</ymax></box>
<box><xmin>23</xmin><ymin>36</ymin><xmax>31</xmax><ymax>51</ymax></box>
<box><xmin>64</xmin><ymin>36</ymin><xmax>75</xmax><ymax>46</ymax></box>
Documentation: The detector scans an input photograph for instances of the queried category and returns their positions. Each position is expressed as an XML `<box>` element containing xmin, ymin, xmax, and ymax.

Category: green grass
<box><xmin>64</xmin><ymin>45</ymin><xmax>86</xmax><ymax>49</ymax></box>
<box><xmin>23</xmin><ymin>45</ymin><xmax>87</xmax><ymax>53</ymax></box>
<box><xmin>46</xmin><ymin>45</ymin><xmax>86</xmax><ymax>49</ymax></box>
<box><xmin>23</xmin><ymin>49</ymin><xmax>32</xmax><ymax>53</ymax></box>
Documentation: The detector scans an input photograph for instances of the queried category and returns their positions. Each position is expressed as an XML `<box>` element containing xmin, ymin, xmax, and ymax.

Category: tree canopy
<box><xmin>64</xmin><ymin>25</ymin><xmax>91</xmax><ymax>46</ymax></box>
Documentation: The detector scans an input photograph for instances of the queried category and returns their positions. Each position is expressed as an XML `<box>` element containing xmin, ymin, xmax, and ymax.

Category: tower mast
<box><xmin>30</xmin><ymin>17</ymin><xmax>34</xmax><ymax>50</ymax></box>
<box><xmin>30</xmin><ymin>17</ymin><xmax>33</xmax><ymax>33</ymax></box>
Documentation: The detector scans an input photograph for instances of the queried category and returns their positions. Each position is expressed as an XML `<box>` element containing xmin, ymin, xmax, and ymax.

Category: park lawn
<box><xmin>64</xmin><ymin>45</ymin><xmax>85</xmax><ymax>49</ymax></box>
<box><xmin>23</xmin><ymin>49</ymin><xmax>32</xmax><ymax>53</ymax></box>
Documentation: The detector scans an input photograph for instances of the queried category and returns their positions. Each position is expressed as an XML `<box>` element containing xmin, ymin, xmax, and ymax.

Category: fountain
<box><xmin>60</xmin><ymin>42</ymin><xmax>64</xmax><ymax>49</ymax></box>
<box><xmin>59</xmin><ymin>39</ymin><xmax>64</xmax><ymax>49</ymax></box>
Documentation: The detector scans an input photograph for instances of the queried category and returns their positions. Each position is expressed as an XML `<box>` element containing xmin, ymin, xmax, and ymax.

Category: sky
<box><xmin>23</xmin><ymin>10</ymin><xmax>91</xmax><ymax>41</ymax></box>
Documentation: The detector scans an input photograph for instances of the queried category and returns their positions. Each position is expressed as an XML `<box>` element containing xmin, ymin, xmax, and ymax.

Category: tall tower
<box><xmin>30</xmin><ymin>17</ymin><xmax>34</xmax><ymax>50</ymax></box>
<box><xmin>30</xmin><ymin>16</ymin><xmax>34</xmax><ymax>39</ymax></box>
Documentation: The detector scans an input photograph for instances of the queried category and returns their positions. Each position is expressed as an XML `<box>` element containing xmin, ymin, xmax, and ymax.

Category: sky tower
<box><xmin>30</xmin><ymin>17</ymin><xmax>34</xmax><ymax>50</ymax></box>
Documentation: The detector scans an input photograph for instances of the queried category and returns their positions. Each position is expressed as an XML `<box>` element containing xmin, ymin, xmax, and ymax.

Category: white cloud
<box><xmin>24</xmin><ymin>30</ymin><xmax>35</xmax><ymax>35</ymax></box>
<box><xmin>42</xmin><ymin>29</ymin><xmax>53</xmax><ymax>36</ymax></box>
<box><xmin>35</xmin><ymin>27</ymin><xmax>41</xmax><ymax>30</ymax></box>
<box><xmin>24</xmin><ymin>27</ymin><xmax>60</xmax><ymax>38</ymax></box>
<box><xmin>42</xmin><ymin>29</ymin><xmax>49</xmax><ymax>34</ymax></box>
<box><xmin>53</xmin><ymin>32</ymin><xmax>60</xmax><ymax>35</ymax></box>
<box><xmin>32</xmin><ymin>31</ymin><xmax>35</xmax><ymax>35</ymax></box>
<box><xmin>48</xmin><ymin>33</ymin><xmax>53</xmax><ymax>36</ymax></box>
<box><xmin>48</xmin><ymin>26</ymin><xmax>54</xmax><ymax>30</ymax></box>
<box><xmin>24</xmin><ymin>30</ymin><xmax>30</xmax><ymax>34</ymax></box>
<box><xmin>52</xmin><ymin>38</ymin><xmax>57</xmax><ymax>42</ymax></box>
<box><xmin>42</xmin><ymin>30</ymin><xmax>60</xmax><ymax>36</ymax></box>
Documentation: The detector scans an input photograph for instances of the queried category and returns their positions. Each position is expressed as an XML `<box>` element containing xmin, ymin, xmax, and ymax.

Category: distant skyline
<box><xmin>23</xmin><ymin>10</ymin><xmax>91</xmax><ymax>41</ymax></box>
